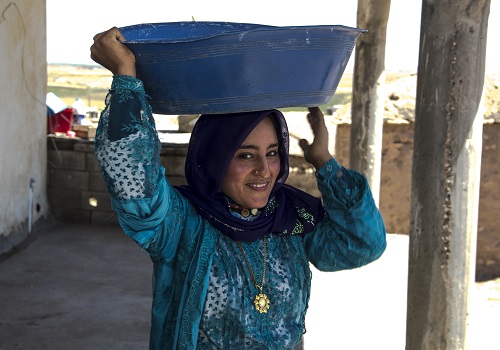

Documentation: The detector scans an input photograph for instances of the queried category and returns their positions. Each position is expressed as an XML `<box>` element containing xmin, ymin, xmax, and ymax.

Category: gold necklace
<box><xmin>236</xmin><ymin>236</ymin><xmax>270</xmax><ymax>313</ymax></box>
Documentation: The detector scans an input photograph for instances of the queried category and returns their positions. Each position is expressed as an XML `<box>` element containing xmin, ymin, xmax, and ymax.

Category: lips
<box><xmin>247</xmin><ymin>181</ymin><xmax>270</xmax><ymax>190</ymax></box>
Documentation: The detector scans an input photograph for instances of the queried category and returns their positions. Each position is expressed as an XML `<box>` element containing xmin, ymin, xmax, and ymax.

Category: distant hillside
<box><xmin>332</xmin><ymin>71</ymin><xmax>500</xmax><ymax>124</ymax></box>
<box><xmin>47</xmin><ymin>64</ymin><xmax>113</xmax><ymax>112</ymax></box>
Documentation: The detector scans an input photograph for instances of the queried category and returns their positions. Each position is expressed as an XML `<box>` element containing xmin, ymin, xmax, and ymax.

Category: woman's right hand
<box><xmin>299</xmin><ymin>107</ymin><xmax>333</xmax><ymax>170</ymax></box>
<box><xmin>90</xmin><ymin>27</ymin><xmax>136</xmax><ymax>77</ymax></box>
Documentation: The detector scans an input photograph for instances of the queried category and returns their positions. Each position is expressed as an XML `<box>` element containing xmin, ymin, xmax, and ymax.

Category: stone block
<box><xmin>47</xmin><ymin>188</ymin><xmax>81</xmax><ymax>209</ymax></box>
<box><xmin>86</xmin><ymin>153</ymin><xmax>101</xmax><ymax>172</ymax></box>
<box><xmin>49</xmin><ymin>169</ymin><xmax>89</xmax><ymax>190</ymax></box>
<box><xmin>74</xmin><ymin>141</ymin><xmax>95</xmax><ymax>153</ymax></box>
<box><xmin>166</xmin><ymin>176</ymin><xmax>188</xmax><ymax>187</ymax></box>
<box><xmin>161</xmin><ymin>155</ymin><xmax>185</xmax><ymax>176</ymax></box>
<box><xmin>80</xmin><ymin>191</ymin><xmax>112</xmax><ymax>211</ymax></box>
<box><xmin>89</xmin><ymin>172</ymin><xmax>107</xmax><ymax>192</ymax></box>
<box><xmin>50</xmin><ymin>208</ymin><xmax>91</xmax><ymax>223</ymax></box>
<box><xmin>161</xmin><ymin>146</ymin><xmax>188</xmax><ymax>157</ymax></box>
<box><xmin>47</xmin><ymin>136</ymin><xmax>78</xmax><ymax>151</ymax></box>
<box><xmin>47</xmin><ymin>150</ymin><xmax>86</xmax><ymax>170</ymax></box>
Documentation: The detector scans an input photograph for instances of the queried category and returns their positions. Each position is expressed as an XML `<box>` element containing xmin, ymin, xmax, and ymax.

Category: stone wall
<box><xmin>333</xmin><ymin>122</ymin><xmax>500</xmax><ymax>281</ymax></box>
<box><xmin>47</xmin><ymin>138</ymin><xmax>117</xmax><ymax>225</ymax></box>
<box><xmin>47</xmin><ymin>137</ymin><xmax>188</xmax><ymax>226</ymax></box>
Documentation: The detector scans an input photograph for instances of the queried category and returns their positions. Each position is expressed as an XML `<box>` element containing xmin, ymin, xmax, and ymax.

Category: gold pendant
<box><xmin>241</xmin><ymin>208</ymin><xmax>250</xmax><ymax>217</ymax></box>
<box><xmin>254</xmin><ymin>293</ymin><xmax>270</xmax><ymax>313</ymax></box>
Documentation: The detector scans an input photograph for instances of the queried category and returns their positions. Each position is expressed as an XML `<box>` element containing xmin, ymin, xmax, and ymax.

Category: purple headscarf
<box><xmin>176</xmin><ymin>109</ymin><xmax>325</xmax><ymax>241</ymax></box>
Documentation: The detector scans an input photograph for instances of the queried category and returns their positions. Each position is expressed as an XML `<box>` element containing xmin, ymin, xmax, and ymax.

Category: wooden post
<box><xmin>406</xmin><ymin>1</ymin><xmax>490</xmax><ymax>349</ymax></box>
<box><xmin>350</xmin><ymin>0</ymin><xmax>391</xmax><ymax>205</ymax></box>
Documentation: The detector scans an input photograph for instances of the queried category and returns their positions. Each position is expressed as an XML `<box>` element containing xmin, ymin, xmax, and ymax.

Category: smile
<box><xmin>247</xmin><ymin>182</ymin><xmax>269</xmax><ymax>189</ymax></box>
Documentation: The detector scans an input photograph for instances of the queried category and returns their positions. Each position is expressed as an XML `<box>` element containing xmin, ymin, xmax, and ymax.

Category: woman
<box><xmin>91</xmin><ymin>27</ymin><xmax>386</xmax><ymax>350</ymax></box>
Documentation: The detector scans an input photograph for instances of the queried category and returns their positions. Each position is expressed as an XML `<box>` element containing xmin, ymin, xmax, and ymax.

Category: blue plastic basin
<box><xmin>120</xmin><ymin>22</ymin><xmax>365</xmax><ymax>115</ymax></box>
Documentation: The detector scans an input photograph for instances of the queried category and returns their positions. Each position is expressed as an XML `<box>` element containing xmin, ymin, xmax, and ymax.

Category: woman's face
<box><xmin>221</xmin><ymin>116</ymin><xmax>281</xmax><ymax>209</ymax></box>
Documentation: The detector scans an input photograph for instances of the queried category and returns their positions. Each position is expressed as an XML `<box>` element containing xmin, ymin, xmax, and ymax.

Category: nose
<box><xmin>254</xmin><ymin>156</ymin><xmax>270</xmax><ymax>176</ymax></box>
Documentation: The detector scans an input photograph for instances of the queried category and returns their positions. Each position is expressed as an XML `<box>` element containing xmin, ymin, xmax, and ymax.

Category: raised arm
<box><xmin>91</xmin><ymin>27</ymin><xmax>160</xmax><ymax>201</ymax></box>
<box><xmin>300</xmin><ymin>107</ymin><xmax>387</xmax><ymax>271</ymax></box>
<box><xmin>91</xmin><ymin>28</ymin><xmax>175</xmax><ymax>250</ymax></box>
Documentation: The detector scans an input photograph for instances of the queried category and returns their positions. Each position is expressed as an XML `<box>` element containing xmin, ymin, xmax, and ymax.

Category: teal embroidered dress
<box><xmin>94</xmin><ymin>75</ymin><xmax>386</xmax><ymax>350</ymax></box>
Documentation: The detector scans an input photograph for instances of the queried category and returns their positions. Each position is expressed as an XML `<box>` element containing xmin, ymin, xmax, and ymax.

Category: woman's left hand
<box><xmin>299</xmin><ymin>107</ymin><xmax>333</xmax><ymax>170</ymax></box>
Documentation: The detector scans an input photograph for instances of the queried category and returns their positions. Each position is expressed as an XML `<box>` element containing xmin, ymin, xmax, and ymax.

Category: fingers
<box><xmin>92</xmin><ymin>31</ymin><xmax>103</xmax><ymax>42</ymax></box>
<box><xmin>114</xmin><ymin>27</ymin><xmax>127</xmax><ymax>42</ymax></box>
<box><xmin>307</xmin><ymin>107</ymin><xmax>324</xmax><ymax>127</ymax></box>
<box><xmin>306</xmin><ymin>107</ymin><xmax>327</xmax><ymax>140</ymax></box>
<box><xmin>299</xmin><ymin>139</ymin><xmax>310</xmax><ymax>152</ymax></box>
<box><xmin>90</xmin><ymin>27</ymin><xmax>136</xmax><ymax>76</ymax></box>
<box><xmin>93</xmin><ymin>27</ymin><xmax>121</xmax><ymax>41</ymax></box>
<box><xmin>308</xmin><ymin>107</ymin><xmax>323</xmax><ymax>119</ymax></box>
<box><xmin>308</xmin><ymin>106</ymin><xmax>322</xmax><ymax>115</ymax></box>
<box><xmin>92</xmin><ymin>29</ymin><xmax>109</xmax><ymax>43</ymax></box>
<box><xmin>305</xmin><ymin>106</ymin><xmax>329</xmax><ymax>150</ymax></box>
<box><xmin>300</xmin><ymin>109</ymin><xmax>333</xmax><ymax>169</ymax></box>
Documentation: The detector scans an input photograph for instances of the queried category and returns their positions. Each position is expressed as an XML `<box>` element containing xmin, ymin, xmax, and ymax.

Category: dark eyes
<box><xmin>238</xmin><ymin>153</ymin><xmax>253</xmax><ymax>159</ymax></box>
<box><xmin>237</xmin><ymin>150</ymin><xmax>279</xmax><ymax>159</ymax></box>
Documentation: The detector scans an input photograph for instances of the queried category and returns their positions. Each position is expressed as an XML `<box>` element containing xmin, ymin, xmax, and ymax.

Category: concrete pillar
<box><xmin>406</xmin><ymin>1</ymin><xmax>490</xmax><ymax>349</ymax></box>
<box><xmin>350</xmin><ymin>0</ymin><xmax>391</xmax><ymax>205</ymax></box>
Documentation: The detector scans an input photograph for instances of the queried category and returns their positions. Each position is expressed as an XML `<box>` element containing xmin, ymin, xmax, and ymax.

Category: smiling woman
<box><xmin>174</xmin><ymin>109</ymin><xmax>326</xmax><ymax>242</ymax></box>
<box><xmin>91</xmin><ymin>26</ymin><xmax>387</xmax><ymax>349</ymax></box>
<box><xmin>221</xmin><ymin>116</ymin><xmax>281</xmax><ymax>210</ymax></box>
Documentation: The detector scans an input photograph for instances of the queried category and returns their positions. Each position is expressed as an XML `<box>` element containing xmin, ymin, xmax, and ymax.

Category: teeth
<box><xmin>250</xmin><ymin>183</ymin><xmax>267</xmax><ymax>188</ymax></box>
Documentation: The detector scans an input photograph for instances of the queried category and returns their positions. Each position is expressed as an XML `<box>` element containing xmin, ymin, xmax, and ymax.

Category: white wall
<box><xmin>0</xmin><ymin>0</ymin><xmax>48</xmax><ymax>253</ymax></box>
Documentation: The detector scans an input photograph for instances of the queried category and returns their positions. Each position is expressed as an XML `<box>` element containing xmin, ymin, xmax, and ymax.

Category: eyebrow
<box><xmin>239</xmin><ymin>143</ymin><xmax>279</xmax><ymax>150</ymax></box>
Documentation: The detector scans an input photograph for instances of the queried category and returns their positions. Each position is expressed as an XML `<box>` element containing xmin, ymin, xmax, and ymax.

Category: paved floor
<box><xmin>0</xmin><ymin>223</ymin><xmax>151</xmax><ymax>350</ymax></box>
<box><xmin>0</xmin><ymin>223</ymin><xmax>498</xmax><ymax>349</ymax></box>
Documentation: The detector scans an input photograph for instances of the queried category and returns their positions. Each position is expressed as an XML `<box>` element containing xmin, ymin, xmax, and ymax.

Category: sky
<box><xmin>46</xmin><ymin>0</ymin><xmax>499</xmax><ymax>72</ymax></box>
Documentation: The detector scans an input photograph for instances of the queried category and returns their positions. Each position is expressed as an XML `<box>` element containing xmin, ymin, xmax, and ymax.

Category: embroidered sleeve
<box><xmin>304</xmin><ymin>158</ymin><xmax>387</xmax><ymax>271</ymax></box>
<box><xmin>315</xmin><ymin>157</ymin><xmax>363</xmax><ymax>208</ymax></box>
<box><xmin>94</xmin><ymin>75</ymin><xmax>161</xmax><ymax>200</ymax></box>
